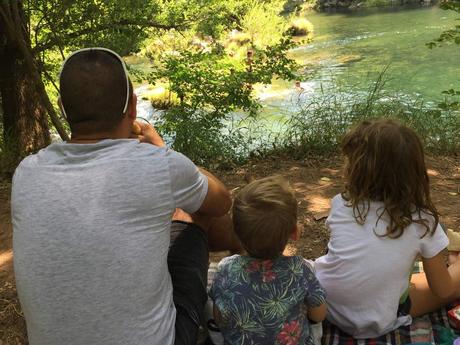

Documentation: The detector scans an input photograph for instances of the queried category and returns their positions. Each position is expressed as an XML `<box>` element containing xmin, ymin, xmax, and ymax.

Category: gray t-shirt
<box><xmin>11</xmin><ymin>139</ymin><xmax>208</xmax><ymax>345</ymax></box>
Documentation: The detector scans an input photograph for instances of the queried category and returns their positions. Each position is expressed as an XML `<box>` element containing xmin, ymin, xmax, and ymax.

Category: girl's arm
<box><xmin>307</xmin><ymin>302</ymin><xmax>327</xmax><ymax>323</ymax></box>
<box><xmin>423</xmin><ymin>252</ymin><xmax>455</xmax><ymax>298</ymax></box>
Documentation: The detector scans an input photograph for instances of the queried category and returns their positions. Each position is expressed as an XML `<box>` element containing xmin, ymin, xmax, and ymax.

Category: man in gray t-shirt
<box><xmin>12</xmin><ymin>48</ymin><xmax>234</xmax><ymax>345</ymax></box>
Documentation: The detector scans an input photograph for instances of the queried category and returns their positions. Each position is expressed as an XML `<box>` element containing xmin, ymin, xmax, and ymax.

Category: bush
<box><xmin>157</xmin><ymin>108</ymin><xmax>252</xmax><ymax>168</ymax></box>
<box><xmin>287</xmin><ymin>17</ymin><xmax>314</xmax><ymax>37</ymax></box>
<box><xmin>143</xmin><ymin>86</ymin><xmax>180</xmax><ymax>110</ymax></box>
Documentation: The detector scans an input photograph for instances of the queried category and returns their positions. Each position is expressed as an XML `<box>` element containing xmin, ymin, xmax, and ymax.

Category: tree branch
<box><xmin>33</xmin><ymin>19</ymin><xmax>185</xmax><ymax>53</ymax></box>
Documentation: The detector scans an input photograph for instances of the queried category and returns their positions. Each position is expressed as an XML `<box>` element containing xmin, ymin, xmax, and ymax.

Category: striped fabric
<box><xmin>321</xmin><ymin>308</ymin><xmax>454</xmax><ymax>345</ymax></box>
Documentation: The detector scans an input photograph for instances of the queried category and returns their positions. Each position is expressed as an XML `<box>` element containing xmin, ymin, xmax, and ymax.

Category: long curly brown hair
<box><xmin>341</xmin><ymin>119</ymin><xmax>439</xmax><ymax>238</ymax></box>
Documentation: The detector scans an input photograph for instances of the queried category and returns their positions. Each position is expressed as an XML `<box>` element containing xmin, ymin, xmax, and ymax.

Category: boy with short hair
<box><xmin>210</xmin><ymin>176</ymin><xmax>327</xmax><ymax>345</ymax></box>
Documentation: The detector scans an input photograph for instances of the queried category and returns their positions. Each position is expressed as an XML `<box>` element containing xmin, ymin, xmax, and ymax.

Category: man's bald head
<box><xmin>59</xmin><ymin>49</ymin><xmax>133</xmax><ymax>135</ymax></box>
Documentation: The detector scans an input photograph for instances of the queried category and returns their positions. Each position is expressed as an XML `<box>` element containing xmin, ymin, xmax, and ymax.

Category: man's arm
<box><xmin>133</xmin><ymin>121</ymin><xmax>231</xmax><ymax>217</ymax></box>
<box><xmin>196</xmin><ymin>168</ymin><xmax>231</xmax><ymax>218</ymax></box>
<box><xmin>133</xmin><ymin>121</ymin><xmax>165</xmax><ymax>147</ymax></box>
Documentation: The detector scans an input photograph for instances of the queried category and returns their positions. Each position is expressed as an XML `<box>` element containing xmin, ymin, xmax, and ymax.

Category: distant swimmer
<box><xmin>295</xmin><ymin>80</ymin><xmax>305</xmax><ymax>93</ymax></box>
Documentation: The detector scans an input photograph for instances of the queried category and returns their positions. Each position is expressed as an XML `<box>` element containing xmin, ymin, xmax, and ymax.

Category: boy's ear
<box><xmin>290</xmin><ymin>224</ymin><xmax>300</xmax><ymax>241</ymax></box>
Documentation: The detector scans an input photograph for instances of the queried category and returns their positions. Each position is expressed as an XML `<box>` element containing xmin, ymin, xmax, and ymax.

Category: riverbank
<box><xmin>1</xmin><ymin>154</ymin><xmax>459</xmax><ymax>344</ymax></box>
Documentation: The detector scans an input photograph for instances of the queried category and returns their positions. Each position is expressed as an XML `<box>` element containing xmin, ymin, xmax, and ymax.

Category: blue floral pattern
<box><xmin>210</xmin><ymin>255</ymin><xmax>326</xmax><ymax>345</ymax></box>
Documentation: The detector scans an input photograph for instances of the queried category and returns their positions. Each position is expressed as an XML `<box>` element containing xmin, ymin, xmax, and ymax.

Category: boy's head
<box><xmin>232</xmin><ymin>176</ymin><xmax>298</xmax><ymax>259</ymax></box>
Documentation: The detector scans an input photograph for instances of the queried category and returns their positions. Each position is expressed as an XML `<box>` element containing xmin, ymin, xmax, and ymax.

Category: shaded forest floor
<box><xmin>1</xmin><ymin>155</ymin><xmax>459</xmax><ymax>344</ymax></box>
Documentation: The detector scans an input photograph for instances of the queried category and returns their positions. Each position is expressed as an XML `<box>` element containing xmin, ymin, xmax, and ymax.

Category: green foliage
<box><xmin>148</xmin><ymin>37</ymin><xmax>298</xmax><ymax>164</ymax></box>
<box><xmin>3</xmin><ymin>0</ymin><xmax>301</xmax><ymax>167</ymax></box>
<box><xmin>426</xmin><ymin>24</ymin><xmax>460</xmax><ymax>48</ymax></box>
<box><xmin>23</xmin><ymin>0</ymin><xmax>183</xmax><ymax>135</ymax></box>
<box><xmin>425</xmin><ymin>0</ymin><xmax>460</xmax><ymax>112</ymax></box>
<box><xmin>127</xmin><ymin>0</ymin><xmax>299</xmax><ymax>166</ymax></box>
<box><xmin>27</xmin><ymin>0</ymin><xmax>163</xmax><ymax>55</ymax></box>
<box><xmin>240</xmin><ymin>0</ymin><xmax>287</xmax><ymax>47</ymax></box>
<box><xmin>26</xmin><ymin>0</ymin><xmax>264</xmax><ymax>100</ymax></box>
<box><xmin>282</xmin><ymin>0</ymin><xmax>307</xmax><ymax>13</ymax></box>
<box><xmin>427</xmin><ymin>0</ymin><xmax>460</xmax><ymax>48</ymax></box>
<box><xmin>158</xmin><ymin>109</ymin><xmax>251</xmax><ymax>166</ymax></box>
<box><xmin>439</xmin><ymin>89</ymin><xmax>460</xmax><ymax>110</ymax></box>
<box><xmin>152</xmin><ymin>51</ymin><xmax>256</xmax><ymax>114</ymax></box>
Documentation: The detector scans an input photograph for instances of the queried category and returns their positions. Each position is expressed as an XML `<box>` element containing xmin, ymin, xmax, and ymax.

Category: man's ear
<box><xmin>290</xmin><ymin>224</ymin><xmax>300</xmax><ymax>241</ymax></box>
<box><xmin>126</xmin><ymin>93</ymin><xmax>137</xmax><ymax>120</ymax></box>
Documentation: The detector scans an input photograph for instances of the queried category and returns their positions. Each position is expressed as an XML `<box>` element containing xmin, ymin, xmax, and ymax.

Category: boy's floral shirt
<box><xmin>209</xmin><ymin>255</ymin><xmax>326</xmax><ymax>345</ymax></box>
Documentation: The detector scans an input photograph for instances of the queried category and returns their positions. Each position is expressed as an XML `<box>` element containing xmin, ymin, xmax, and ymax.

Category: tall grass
<box><xmin>279</xmin><ymin>75</ymin><xmax>460</xmax><ymax>158</ymax></box>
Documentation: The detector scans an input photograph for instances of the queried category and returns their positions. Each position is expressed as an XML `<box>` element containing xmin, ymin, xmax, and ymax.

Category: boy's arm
<box><xmin>308</xmin><ymin>303</ymin><xmax>327</xmax><ymax>323</ymax></box>
<box><xmin>303</xmin><ymin>259</ymin><xmax>327</xmax><ymax>322</ymax></box>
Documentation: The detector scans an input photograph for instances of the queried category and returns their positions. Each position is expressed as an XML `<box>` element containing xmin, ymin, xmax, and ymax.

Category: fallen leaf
<box><xmin>320</xmin><ymin>177</ymin><xmax>331</xmax><ymax>182</ymax></box>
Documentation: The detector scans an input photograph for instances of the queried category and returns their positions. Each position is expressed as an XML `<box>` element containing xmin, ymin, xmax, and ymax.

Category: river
<box><xmin>136</xmin><ymin>4</ymin><xmax>459</xmax><ymax>125</ymax></box>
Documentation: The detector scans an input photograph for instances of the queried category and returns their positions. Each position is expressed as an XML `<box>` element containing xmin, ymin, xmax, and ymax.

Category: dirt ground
<box><xmin>1</xmin><ymin>154</ymin><xmax>459</xmax><ymax>344</ymax></box>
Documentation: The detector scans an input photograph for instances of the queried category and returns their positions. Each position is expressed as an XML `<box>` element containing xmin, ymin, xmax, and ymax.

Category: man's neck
<box><xmin>68</xmin><ymin>132</ymin><xmax>128</xmax><ymax>144</ymax></box>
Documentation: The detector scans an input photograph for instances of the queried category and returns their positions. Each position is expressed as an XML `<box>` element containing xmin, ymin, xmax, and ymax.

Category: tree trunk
<box><xmin>0</xmin><ymin>1</ymin><xmax>69</xmax><ymax>163</ymax></box>
<box><xmin>0</xmin><ymin>28</ymin><xmax>51</xmax><ymax>158</ymax></box>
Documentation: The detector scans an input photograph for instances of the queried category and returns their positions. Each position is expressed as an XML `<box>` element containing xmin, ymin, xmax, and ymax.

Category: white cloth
<box><xmin>12</xmin><ymin>139</ymin><xmax>208</xmax><ymax>345</ymax></box>
<box><xmin>315</xmin><ymin>194</ymin><xmax>448</xmax><ymax>338</ymax></box>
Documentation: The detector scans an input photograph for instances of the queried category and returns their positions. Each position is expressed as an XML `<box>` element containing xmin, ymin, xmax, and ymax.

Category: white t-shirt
<box><xmin>315</xmin><ymin>194</ymin><xmax>448</xmax><ymax>338</ymax></box>
<box><xmin>12</xmin><ymin>139</ymin><xmax>208</xmax><ymax>345</ymax></box>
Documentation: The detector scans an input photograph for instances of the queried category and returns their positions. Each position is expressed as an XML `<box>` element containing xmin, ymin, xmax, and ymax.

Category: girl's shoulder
<box><xmin>331</xmin><ymin>194</ymin><xmax>345</xmax><ymax>207</ymax></box>
<box><xmin>328</xmin><ymin>194</ymin><xmax>358</xmax><ymax>214</ymax></box>
<box><xmin>326</xmin><ymin>194</ymin><xmax>352</xmax><ymax>222</ymax></box>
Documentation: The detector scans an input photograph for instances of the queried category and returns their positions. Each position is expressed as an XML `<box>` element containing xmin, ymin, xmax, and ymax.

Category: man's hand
<box><xmin>131</xmin><ymin>120</ymin><xmax>165</xmax><ymax>147</ymax></box>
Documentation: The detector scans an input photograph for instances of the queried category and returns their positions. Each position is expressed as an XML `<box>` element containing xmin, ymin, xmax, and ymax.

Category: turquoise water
<box><xmin>258</xmin><ymin>5</ymin><xmax>459</xmax><ymax>119</ymax></box>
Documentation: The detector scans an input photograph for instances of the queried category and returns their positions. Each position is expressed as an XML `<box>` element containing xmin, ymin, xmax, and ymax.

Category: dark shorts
<box><xmin>397</xmin><ymin>296</ymin><xmax>412</xmax><ymax>317</ymax></box>
<box><xmin>168</xmin><ymin>221</ymin><xmax>209</xmax><ymax>345</ymax></box>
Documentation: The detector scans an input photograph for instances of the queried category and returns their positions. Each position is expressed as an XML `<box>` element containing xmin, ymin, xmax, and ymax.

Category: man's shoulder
<box><xmin>14</xmin><ymin>147</ymin><xmax>45</xmax><ymax>173</ymax></box>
